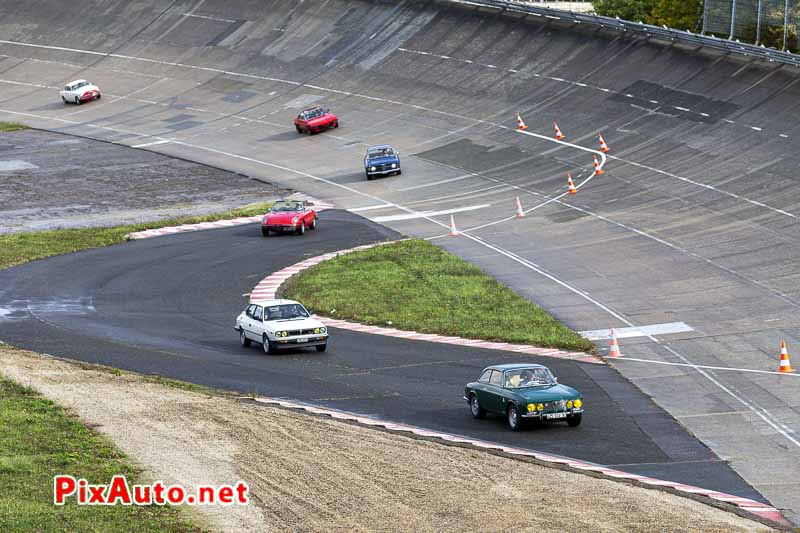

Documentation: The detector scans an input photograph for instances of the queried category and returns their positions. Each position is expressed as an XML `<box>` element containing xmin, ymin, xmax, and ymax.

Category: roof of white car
<box><xmin>66</xmin><ymin>79</ymin><xmax>88</xmax><ymax>86</ymax></box>
<box><xmin>249</xmin><ymin>298</ymin><xmax>301</xmax><ymax>306</ymax></box>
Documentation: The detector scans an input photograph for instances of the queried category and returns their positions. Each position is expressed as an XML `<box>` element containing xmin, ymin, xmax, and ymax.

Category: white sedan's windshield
<box><xmin>265</xmin><ymin>304</ymin><xmax>309</xmax><ymax>320</ymax></box>
<box><xmin>505</xmin><ymin>368</ymin><xmax>555</xmax><ymax>388</ymax></box>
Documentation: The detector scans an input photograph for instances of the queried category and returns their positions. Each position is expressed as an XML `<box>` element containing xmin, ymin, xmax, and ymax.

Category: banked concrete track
<box><xmin>0</xmin><ymin>0</ymin><xmax>799</xmax><ymax>524</ymax></box>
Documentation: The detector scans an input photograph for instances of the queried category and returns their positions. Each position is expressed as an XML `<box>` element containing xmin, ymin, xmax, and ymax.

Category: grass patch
<box><xmin>0</xmin><ymin>122</ymin><xmax>28</xmax><ymax>132</ymax></box>
<box><xmin>0</xmin><ymin>202</ymin><xmax>272</xmax><ymax>271</ymax></box>
<box><xmin>282</xmin><ymin>239</ymin><xmax>595</xmax><ymax>353</ymax></box>
<box><xmin>0</xmin><ymin>377</ymin><xmax>205</xmax><ymax>531</ymax></box>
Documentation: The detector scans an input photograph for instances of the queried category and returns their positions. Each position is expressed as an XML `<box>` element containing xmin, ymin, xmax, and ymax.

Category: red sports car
<box><xmin>261</xmin><ymin>200</ymin><xmax>318</xmax><ymax>236</ymax></box>
<box><xmin>294</xmin><ymin>106</ymin><xmax>338</xmax><ymax>134</ymax></box>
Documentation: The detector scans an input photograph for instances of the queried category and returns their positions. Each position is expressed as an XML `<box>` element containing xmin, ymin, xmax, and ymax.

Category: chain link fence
<box><xmin>703</xmin><ymin>0</ymin><xmax>800</xmax><ymax>51</ymax></box>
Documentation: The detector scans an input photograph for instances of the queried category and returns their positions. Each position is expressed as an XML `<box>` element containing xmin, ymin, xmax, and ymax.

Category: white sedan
<box><xmin>235</xmin><ymin>299</ymin><xmax>328</xmax><ymax>354</ymax></box>
<box><xmin>60</xmin><ymin>79</ymin><xmax>101</xmax><ymax>105</ymax></box>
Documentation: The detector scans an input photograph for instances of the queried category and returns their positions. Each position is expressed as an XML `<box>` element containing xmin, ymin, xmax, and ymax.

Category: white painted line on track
<box><xmin>182</xmin><ymin>13</ymin><xmax>238</xmax><ymax>23</ymax></box>
<box><xmin>348</xmin><ymin>203</ymin><xmax>395</xmax><ymax>212</ymax></box>
<box><xmin>397</xmin><ymin>173</ymin><xmax>478</xmax><ymax>191</ymax></box>
<box><xmin>371</xmin><ymin>204</ymin><xmax>491</xmax><ymax>222</ymax></box>
<box><xmin>581</xmin><ymin>322</ymin><xmax>694</xmax><ymax>340</ymax></box>
<box><xmin>131</xmin><ymin>139</ymin><xmax>172</xmax><ymax>148</ymax></box>
<box><xmin>609</xmin><ymin>357</ymin><xmax>800</xmax><ymax>377</ymax></box>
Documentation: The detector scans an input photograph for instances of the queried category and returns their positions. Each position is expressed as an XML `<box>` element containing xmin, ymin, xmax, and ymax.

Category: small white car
<box><xmin>235</xmin><ymin>299</ymin><xmax>328</xmax><ymax>354</ymax></box>
<box><xmin>60</xmin><ymin>79</ymin><xmax>101</xmax><ymax>105</ymax></box>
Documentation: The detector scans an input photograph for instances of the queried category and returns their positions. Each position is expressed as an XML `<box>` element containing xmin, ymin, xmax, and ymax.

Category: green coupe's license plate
<box><xmin>296</xmin><ymin>337</ymin><xmax>308</xmax><ymax>343</ymax></box>
<box><xmin>546</xmin><ymin>412</ymin><xmax>567</xmax><ymax>419</ymax></box>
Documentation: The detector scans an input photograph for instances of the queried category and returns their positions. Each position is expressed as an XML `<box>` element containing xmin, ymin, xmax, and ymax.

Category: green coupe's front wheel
<box><xmin>507</xmin><ymin>406</ymin><xmax>522</xmax><ymax>431</ymax></box>
<box><xmin>567</xmin><ymin>413</ymin><xmax>582</xmax><ymax>427</ymax></box>
<box><xmin>469</xmin><ymin>394</ymin><xmax>485</xmax><ymax>419</ymax></box>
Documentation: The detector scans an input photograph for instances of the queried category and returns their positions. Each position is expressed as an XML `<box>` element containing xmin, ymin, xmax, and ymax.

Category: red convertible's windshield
<box><xmin>505</xmin><ymin>368</ymin><xmax>555</xmax><ymax>388</ymax></box>
<box><xmin>270</xmin><ymin>201</ymin><xmax>303</xmax><ymax>212</ymax></box>
<box><xmin>303</xmin><ymin>108</ymin><xmax>326</xmax><ymax>120</ymax></box>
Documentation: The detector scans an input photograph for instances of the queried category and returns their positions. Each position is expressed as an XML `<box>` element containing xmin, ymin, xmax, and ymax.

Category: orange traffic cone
<box><xmin>515</xmin><ymin>196</ymin><xmax>525</xmax><ymax>218</ymax></box>
<box><xmin>598</xmin><ymin>133</ymin><xmax>610</xmax><ymax>153</ymax></box>
<box><xmin>608</xmin><ymin>328</ymin><xmax>622</xmax><ymax>357</ymax></box>
<box><xmin>567</xmin><ymin>174</ymin><xmax>577</xmax><ymax>195</ymax></box>
<box><xmin>593</xmin><ymin>155</ymin><xmax>604</xmax><ymax>175</ymax></box>
<box><xmin>778</xmin><ymin>340</ymin><xmax>795</xmax><ymax>373</ymax></box>
<box><xmin>516</xmin><ymin>113</ymin><xmax>528</xmax><ymax>131</ymax></box>
<box><xmin>554</xmin><ymin>121</ymin><xmax>565</xmax><ymax>140</ymax></box>
<box><xmin>448</xmin><ymin>214</ymin><xmax>459</xmax><ymax>236</ymax></box>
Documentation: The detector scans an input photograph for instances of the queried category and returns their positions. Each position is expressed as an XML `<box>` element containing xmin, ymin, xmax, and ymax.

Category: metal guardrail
<box><xmin>445</xmin><ymin>0</ymin><xmax>800</xmax><ymax>67</ymax></box>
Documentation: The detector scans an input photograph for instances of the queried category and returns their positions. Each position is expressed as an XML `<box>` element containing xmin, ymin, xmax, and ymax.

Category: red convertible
<box><xmin>261</xmin><ymin>200</ymin><xmax>318</xmax><ymax>236</ymax></box>
<box><xmin>294</xmin><ymin>106</ymin><xmax>338</xmax><ymax>134</ymax></box>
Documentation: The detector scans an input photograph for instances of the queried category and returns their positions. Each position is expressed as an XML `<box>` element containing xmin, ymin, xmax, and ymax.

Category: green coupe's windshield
<box><xmin>504</xmin><ymin>367</ymin><xmax>556</xmax><ymax>388</ymax></box>
<box><xmin>264</xmin><ymin>304</ymin><xmax>309</xmax><ymax>321</ymax></box>
<box><xmin>270</xmin><ymin>201</ymin><xmax>303</xmax><ymax>212</ymax></box>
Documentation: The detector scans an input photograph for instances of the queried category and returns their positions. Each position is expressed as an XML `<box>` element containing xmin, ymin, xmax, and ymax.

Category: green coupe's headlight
<box><xmin>320</xmin><ymin>327</ymin><xmax>327</xmax><ymax>334</ymax></box>
<box><xmin>536</xmin><ymin>403</ymin><xmax>544</xmax><ymax>411</ymax></box>
<box><xmin>566</xmin><ymin>400</ymin><xmax>574</xmax><ymax>409</ymax></box>
<box><xmin>314</xmin><ymin>328</ymin><xmax>320</xmax><ymax>334</ymax></box>
<box><xmin>527</xmin><ymin>403</ymin><xmax>535</xmax><ymax>413</ymax></box>
<box><xmin>574</xmin><ymin>399</ymin><xmax>583</xmax><ymax>408</ymax></box>
<box><xmin>276</xmin><ymin>331</ymin><xmax>287</xmax><ymax>337</ymax></box>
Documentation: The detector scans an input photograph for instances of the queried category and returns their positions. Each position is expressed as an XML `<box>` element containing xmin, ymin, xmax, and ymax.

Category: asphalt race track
<box><xmin>1</xmin><ymin>0</ymin><xmax>799</xmax><ymax>523</ymax></box>
<box><xmin>0</xmin><ymin>210</ymin><xmax>760</xmax><ymax>500</ymax></box>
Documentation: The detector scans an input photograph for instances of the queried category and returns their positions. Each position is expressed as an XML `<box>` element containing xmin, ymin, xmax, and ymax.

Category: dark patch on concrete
<box><xmin>545</xmin><ymin>208</ymin><xmax>592</xmax><ymax>223</ymax></box>
<box><xmin>207</xmin><ymin>19</ymin><xmax>247</xmax><ymax>47</ymax></box>
<box><xmin>223</xmin><ymin>89</ymin><xmax>257</xmax><ymax>103</ymax></box>
<box><xmin>164</xmin><ymin>120</ymin><xmax>203</xmax><ymax>131</ymax></box>
<box><xmin>163</xmin><ymin>114</ymin><xmax>197</xmax><ymax>123</ymax></box>
<box><xmin>201</xmin><ymin>76</ymin><xmax>253</xmax><ymax>94</ymax></box>
<box><xmin>610</xmin><ymin>80</ymin><xmax>739</xmax><ymax>123</ymax></box>
<box><xmin>414</xmin><ymin>138</ymin><xmax>531</xmax><ymax>173</ymax></box>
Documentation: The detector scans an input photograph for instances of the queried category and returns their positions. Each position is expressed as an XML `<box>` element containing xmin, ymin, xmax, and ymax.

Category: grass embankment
<box><xmin>0</xmin><ymin>202</ymin><xmax>272</xmax><ymax>270</ymax></box>
<box><xmin>0</xmin><ymin>122</ymin><xmax>28</xmax><ymax>132</ymax></box>
<box><xmin>0</xmin><ymin>377</ymin><xmax>203</xmax><ymax>531</ymax></box>
<box><xmin>282</xmin><ymin>239</ymin><xmax>595</xmax><ymax>353</ymax></box>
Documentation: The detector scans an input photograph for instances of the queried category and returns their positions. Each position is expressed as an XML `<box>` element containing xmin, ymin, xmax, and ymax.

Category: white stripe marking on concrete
<box><xmin>580</xmin><ymin>322</ymin><xmax>694</xmax><ymax>340</ymax></box>
<box><xmin>371</xmin><ymin>204</ymin><xmax>491</xmax><ymax>222</ymax></box>
<box><xmin>348</xmin><ymin>203</ymin><xmax>395</xmax><ymax>212</ymax></box>
<box><xmin>608</xmin><ymin>357</ymin><xmax>800</xmax><ymax>377</ymax></box>
<box><xmin>132</xmin><ymin>139</ymin><xmax>171</xmax><ymax>148</ymax></box>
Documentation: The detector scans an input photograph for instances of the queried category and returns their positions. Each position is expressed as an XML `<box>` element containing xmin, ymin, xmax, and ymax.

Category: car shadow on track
<box><xmin>258</xmin><ymin>131</ymin><xmax>303</xmax><ymax>143</ymax></box>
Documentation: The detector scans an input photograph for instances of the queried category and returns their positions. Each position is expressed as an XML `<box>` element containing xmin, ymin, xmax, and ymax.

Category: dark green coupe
<box><xmin>464</xmin><ymin>363</ymin><xmax>584</xmax><ymax>431</ymax></box>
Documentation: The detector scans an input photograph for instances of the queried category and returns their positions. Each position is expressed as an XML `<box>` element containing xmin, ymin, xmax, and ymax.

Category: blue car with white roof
<box><xmin>364</xmin><ymin>144</ymin><xmax>401</xmax><ymax>180</ymax></box>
